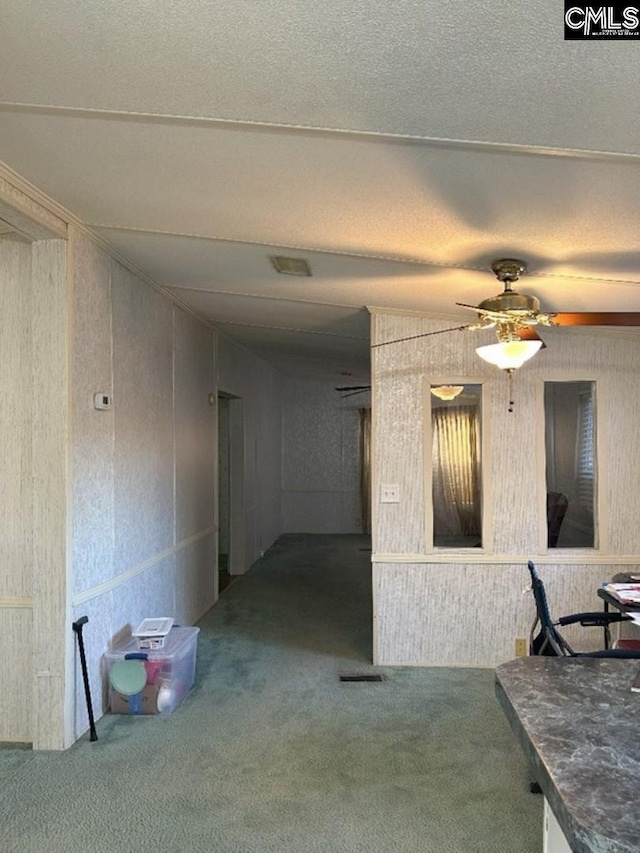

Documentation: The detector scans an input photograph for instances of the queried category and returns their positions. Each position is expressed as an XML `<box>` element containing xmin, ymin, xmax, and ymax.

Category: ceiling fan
<box><xmin>336</xmin><ymin>257</ymin><xmax>640</xmax><ymax>396</ymax></box>
<box><xmin>334</xmin><ymin>384</ymin><xmax>372</xmax><ymax>398</ymax></box>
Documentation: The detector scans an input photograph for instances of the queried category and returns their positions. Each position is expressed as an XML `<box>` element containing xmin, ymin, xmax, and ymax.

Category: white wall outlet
<box><xmin>93</xmin><ymin>392</ymin><xmax>112</xmax><ymax>410</ymax></box>
<box><xmin>381</xmin><ymin>484</ymin><xmax>400</xmax><ymax>503</ymax></box>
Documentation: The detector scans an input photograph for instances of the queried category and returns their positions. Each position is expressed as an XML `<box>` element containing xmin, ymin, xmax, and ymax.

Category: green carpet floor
<box><xmin>0</xmin><ymin>534</ymin><xmax>541</xmax><ymax>852</ymax></box>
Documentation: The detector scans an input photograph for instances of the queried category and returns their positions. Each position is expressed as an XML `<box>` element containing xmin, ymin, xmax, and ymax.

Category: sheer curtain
<box><xmin>359</xmin><ymin>408</ymin><xmax>371</xmax><ymax>534</ymax></box>
<box><xmin>432</xmin><ymin>406</ymin><xmax>481</xmax><ymax>541</ymax></box>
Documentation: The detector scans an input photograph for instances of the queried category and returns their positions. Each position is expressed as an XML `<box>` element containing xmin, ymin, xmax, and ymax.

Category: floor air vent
<box><xmin>339</xmin><ymin>674</ymin><xmax>385</xmax><ymax>682</ymax></box>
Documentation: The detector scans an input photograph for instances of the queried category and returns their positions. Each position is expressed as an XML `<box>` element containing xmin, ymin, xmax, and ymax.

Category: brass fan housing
<box><xmin>491</xmin><ymin>258</ymin><xmax>528</xmax><ymax>283</ymax></box>
<box><xmin>478</xmin><ymin>290</ymin><xmax>541</xmax><ymax>316</ymax></box>
<box><xmin>479</xmin><ymin>258</ymin><xmax>540</xmax><ymax>317</ymax></box>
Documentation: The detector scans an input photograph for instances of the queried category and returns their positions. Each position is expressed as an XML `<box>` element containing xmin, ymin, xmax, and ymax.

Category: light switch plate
<box><xmin>381</xmin><ymin>484</ymin><xmax>400</xmax><ymax>503</ymax></box>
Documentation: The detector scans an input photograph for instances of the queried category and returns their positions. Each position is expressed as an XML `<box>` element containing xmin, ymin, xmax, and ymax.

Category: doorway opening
<box><xmin>217</xmin><ymin>392</ymin><xmax>244</xmax><ymax>594</ymax></box>
<box><xmin>218</xmin><ymin>395</ymin><xmax>232</xmax><ymax>591</ymax></box>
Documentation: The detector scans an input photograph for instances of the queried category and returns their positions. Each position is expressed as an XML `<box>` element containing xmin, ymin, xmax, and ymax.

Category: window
<box><xmin>544</xmin><ymin>381</ymin><xmax>596</xmax><ymax>548</ymax></box>
<box><xmin>431</xmin><ymin>384</ymin><xmax>482</xmax><ymax>548</ymax></box>
<box><xmin>576</xmin><ymin>390</ymin><xmax>594</xmax><ymax>510</ymax></box>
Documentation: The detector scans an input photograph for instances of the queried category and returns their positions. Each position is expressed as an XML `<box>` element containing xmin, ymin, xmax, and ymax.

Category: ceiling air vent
<box><xmin>269</xmin><ymin>255</ymin><xmax>312</xmax><ymax>276</ymax></box>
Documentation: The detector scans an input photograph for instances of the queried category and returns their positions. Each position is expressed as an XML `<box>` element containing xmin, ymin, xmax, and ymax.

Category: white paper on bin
<box><xmin>132</xmin><ymin>617</ymin><xmax>174</xmax><ymax>638</ymax></box>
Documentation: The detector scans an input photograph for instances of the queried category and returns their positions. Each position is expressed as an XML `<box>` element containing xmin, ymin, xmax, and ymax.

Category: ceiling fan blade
<box><xmin>339</xmin><ymin>388</ymin><xmax>371</xmax><ymax>399</ymax></box>
<box><xmin>516</xmin><ymin>326</ymin><xmax>547</xmax><ymax>349</ymax></box>
<box><xmin>552</xmin><ymin>312</ymin><xmax>640</xmax><ymax>327</ymax></box>
<box><xmin>372</xmin><ymin>324</ymin><xmax>469</xmax><ymax>348</ymax></box>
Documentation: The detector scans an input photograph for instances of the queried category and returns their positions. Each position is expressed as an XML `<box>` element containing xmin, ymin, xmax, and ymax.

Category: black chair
<box><xmin>525</xmin><ymin>560</ymin><xmax>640</xmax><ymax>795</ymax></box>
<box><xmin>526</xmin><ymin>560</ymin><xmax>639</xmax><ymax>658</ymax></box>
<box><xmin>546</xmin><ymin>492</ymin><xmax>568</xmax><ymax>547</ymax></box>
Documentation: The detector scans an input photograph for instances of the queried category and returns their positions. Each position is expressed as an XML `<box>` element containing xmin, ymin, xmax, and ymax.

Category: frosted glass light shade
<box><xmin>475</xmin><ymin>339</ymin><xmax>542</xmax><ymax>370</ymax></box>
<box><xmin>430</xmin><ymin>385</ymin><xmax>464</xmax><ymax>401</ymax></box>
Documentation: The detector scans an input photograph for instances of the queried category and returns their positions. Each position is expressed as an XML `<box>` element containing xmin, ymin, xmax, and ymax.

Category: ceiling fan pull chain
<box><xmin>507</xmin><ymin>368</ymin><xmax>515</xmax><ymax>413</ymax></box>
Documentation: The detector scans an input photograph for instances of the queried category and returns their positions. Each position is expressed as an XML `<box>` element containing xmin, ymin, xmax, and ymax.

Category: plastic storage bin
<box><xmin>104</xmin><ymin>626</ymin><xmax>200</xmax><ymax>715</ymax></box>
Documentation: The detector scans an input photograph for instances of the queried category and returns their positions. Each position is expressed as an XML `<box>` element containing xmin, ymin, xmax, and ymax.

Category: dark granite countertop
<box><xmin>495</xmin><ymin>657</ymin><xmax>640</xmax><ymax>853</ymax></box>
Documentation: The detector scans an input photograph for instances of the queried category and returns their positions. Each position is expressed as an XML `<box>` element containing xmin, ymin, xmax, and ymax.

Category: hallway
<box><xmin>0</xmin><ymin>535</ymin><xmax>540</xmax><ymax>852</ymax></box>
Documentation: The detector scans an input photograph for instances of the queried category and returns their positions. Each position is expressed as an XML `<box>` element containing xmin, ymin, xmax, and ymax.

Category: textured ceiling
<box><xmin>1</xmin><ymin>1</ymin><xmax>639</xmax><ymax>381</ymax></box>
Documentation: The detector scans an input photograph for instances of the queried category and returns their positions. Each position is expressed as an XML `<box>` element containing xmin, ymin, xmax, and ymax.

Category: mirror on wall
<box><xmin>431</xmin><ymin>384</ymin><xmax>482</xmax><ymax>548</ymax></box>
<box><xmin>544</xmin><ymin>381</ymin><xmax>596</xmax><ymax>548</ymax></box>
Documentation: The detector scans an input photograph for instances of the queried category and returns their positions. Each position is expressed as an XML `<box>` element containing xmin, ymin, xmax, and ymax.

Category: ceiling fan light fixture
<box><xmin>430</xmin><ymin>385</ymin><xmax>464</xmax><ymax>401</ymax></box>
<box><xmin>475</xmin><ymin>339</ymin><xmax>542</xmax><ymax>370</ymax></box>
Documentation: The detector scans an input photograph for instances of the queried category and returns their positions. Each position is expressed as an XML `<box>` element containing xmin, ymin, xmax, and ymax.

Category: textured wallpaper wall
<box><xmin>281</xmin><ymin>379</ymin><xmax>368</xmax><ymax>534</ymax></box>
<box><xmin>70</xmin><ymin>228</ymin><xmax>217</xmax><ymax>738</ymax></box>
<box><xmin>372</xmin><ymin>310</ymin><xmax>640</xmax><ymax>666</ymax></box>
<box><xmin>1</xmin><ymin>202</ymin><xmax>285</xmax><ymax>745</ymax></box>
<box><xmin>0</xmin><ymin>235</ymin><xmax>70</xmax><ymax>747</ymax></box>
<box><xmin>0</xmin><ymin>239</ymin><xmax>34</xmax><ymax>741</ymax></box>
<box><xmin>69</xmin><ymin>240</ymin><xmax>285</xmax><ymax>738</ymax></box>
